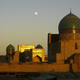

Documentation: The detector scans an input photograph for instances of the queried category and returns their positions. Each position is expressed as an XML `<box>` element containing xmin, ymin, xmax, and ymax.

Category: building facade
<box><xmin>48</xmin><ymin>12</ymin><xmax>80</xmax><ymax>71</ymax></box>
<box><xmin>18</xmin><ymin>44</ymin><xmax>45</xmax><ymax>63</ymax></box>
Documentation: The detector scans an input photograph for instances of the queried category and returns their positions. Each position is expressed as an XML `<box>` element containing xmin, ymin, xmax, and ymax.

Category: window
<box><xmin>75</xmin><ymin>43</ymin><xmax>78</xmax><ymax>49</ymax></box>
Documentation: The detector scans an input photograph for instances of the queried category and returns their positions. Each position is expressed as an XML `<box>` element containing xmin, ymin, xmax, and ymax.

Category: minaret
<box><xmin>48</xmin><ymin>32</ymin><xmax>52</xmax><ymax>44</ymax></box>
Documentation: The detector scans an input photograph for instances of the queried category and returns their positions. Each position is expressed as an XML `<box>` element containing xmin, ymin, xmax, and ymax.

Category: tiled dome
<box><xmin>58</xmin><ymin>12</ymin><xmax>80</xmax><ymax>33</ymax></box>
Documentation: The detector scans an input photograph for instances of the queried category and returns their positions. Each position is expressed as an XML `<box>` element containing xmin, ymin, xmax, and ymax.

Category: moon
<box><xmin>34</xmin><ymin>11</ymin><xmax>38</xmax><ymax>16</ymax></box>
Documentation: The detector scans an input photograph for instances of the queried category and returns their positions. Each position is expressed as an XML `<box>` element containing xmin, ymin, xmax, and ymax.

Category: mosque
<box><xmin>0</xmin><ymin>12</ymin><xmax>79</xmax><ymax>72</ymax></box>
<box><xmin>48</xmin><ymin>11</ymin><xmax>80</xmax><ymax>72</ymax></box>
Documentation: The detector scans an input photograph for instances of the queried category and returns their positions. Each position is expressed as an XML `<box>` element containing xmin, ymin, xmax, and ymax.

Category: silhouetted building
<box><xmin>48</xmin><ymin>33</ymin><xmax>60</xmax><ymax>63</ymax></box>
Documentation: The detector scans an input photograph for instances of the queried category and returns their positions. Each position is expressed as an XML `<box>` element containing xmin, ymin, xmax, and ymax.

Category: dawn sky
<box><xmin>0</xmin><ymin>0</ymin><xmax>80</xmax><ymax>54</ymax></box>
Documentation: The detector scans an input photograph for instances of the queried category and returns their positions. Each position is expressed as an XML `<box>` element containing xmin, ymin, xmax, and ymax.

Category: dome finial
<box><xmin>70</xmin><ymin>8</ymin><xmax>72</xmax><ymax>14</ymax></box>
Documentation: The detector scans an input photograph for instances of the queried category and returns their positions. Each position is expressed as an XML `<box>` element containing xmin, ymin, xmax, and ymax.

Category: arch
<box><xmin>33</xmin><ymin>55</ymin><xmax>42</xmax><ymax>63</ymax></box>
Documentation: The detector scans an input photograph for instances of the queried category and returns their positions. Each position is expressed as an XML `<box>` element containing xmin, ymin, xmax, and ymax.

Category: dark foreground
<box><xmin>0</xmin><ymin>72</ymin><xmax>80</xmax><ymax>80</ymax></box>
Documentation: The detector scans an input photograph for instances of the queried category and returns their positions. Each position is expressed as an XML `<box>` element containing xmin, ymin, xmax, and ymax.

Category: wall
<box><xmin>0</xmin><ymin>63</ymin><xmax>70</xmax><ymax>72</ymax></box>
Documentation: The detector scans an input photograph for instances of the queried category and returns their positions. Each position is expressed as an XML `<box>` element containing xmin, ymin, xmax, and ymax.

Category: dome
<box><xmin>58</xmin><ymin>12</ymin><xmax>80</xmax><ymax>33</ymax></box>
<box><xmin>6</xmin><ymin>44</ymin><xmax>15</xmax><ymax>50</ymax></box>
<box><xmin>35</xmin><ymin>44</ymin><xmax>43</xmax><ymax>49</ymax></box>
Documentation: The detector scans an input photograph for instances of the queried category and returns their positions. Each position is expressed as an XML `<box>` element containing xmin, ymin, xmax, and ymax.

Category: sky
<box><xmin>0</xmin><ymin>0</ymin><xmax>80</xmax><ymax>55</ymax></box>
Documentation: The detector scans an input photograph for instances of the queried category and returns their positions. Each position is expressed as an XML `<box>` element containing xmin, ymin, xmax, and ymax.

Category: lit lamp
<box><xmin>73</xmin><ymin>25</ymin><xmax>76</xmax><ymax>40</ymax></box>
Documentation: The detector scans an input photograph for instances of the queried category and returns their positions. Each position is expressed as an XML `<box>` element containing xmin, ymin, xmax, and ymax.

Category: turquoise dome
<box><xmin>6</xmin><ymin>44</ymin><xmax>15</xmax><ymax>50</ymax></box>
<box><xmin>58</xmin><ymin>12</ymin><xmax>80</xmax><ymax>33</ymax></box>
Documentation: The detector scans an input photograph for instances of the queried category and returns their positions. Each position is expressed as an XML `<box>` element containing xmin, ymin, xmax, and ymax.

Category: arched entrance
<box><xmin>33</xmin><ymin>55</ymin><xmax>42</xmax><ymax>63</ymax></box>
<box><xmin>65</xmin><ymin>53</ymin><xmax>80</xmax><ymax>72</ymax></box>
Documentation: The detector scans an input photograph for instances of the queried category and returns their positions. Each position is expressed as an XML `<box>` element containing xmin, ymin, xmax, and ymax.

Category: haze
<box><xmin>0</xmin><ymin>0</ymin><xmax>80</xmax><ymax>54</ymax></box>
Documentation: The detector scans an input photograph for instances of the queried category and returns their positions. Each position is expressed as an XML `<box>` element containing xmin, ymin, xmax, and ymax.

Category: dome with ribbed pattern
<box><xmin>58</xmin><ymin>12</ymin><xmax>80</xmax><ymax>33</ymax></box>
